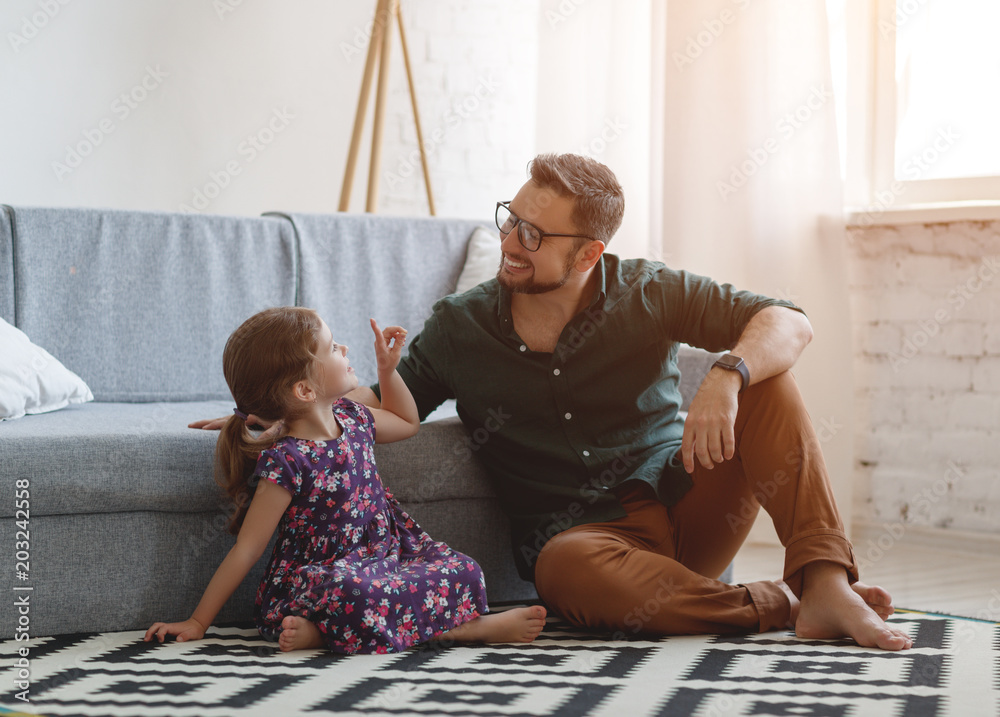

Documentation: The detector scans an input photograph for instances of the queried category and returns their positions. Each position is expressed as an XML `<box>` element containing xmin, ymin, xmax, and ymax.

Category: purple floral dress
<box><xmin>252</xmin><ymin>398</ymin><xmax>488</xmax><ymax>654</ymax></box>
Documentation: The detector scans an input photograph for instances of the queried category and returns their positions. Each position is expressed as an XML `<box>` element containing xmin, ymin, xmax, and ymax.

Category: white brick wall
<box><xmin>847</xmin><ymin>221</ymin><xmax>1000</xmax><ymax>537</ymax></box>
<box><xmin>371</xmin><ymin>0</ymin><xmax>540</xmax><ymax>220</ymax></box>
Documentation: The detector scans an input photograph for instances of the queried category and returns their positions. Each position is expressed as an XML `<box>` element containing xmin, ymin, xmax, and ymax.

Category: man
<box><xmin>198</xmin><ymin>153</ymin><xmax>911</xmax><ymax>650</ymax></box>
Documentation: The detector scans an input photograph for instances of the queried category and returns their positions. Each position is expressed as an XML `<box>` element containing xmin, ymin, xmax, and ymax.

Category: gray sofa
<box><xmin>0</xmin><ymin>204</ymin><xmax>726</xmax><ymax>640</ymax></box>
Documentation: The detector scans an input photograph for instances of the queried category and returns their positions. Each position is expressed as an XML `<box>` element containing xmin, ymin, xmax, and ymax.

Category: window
<box><xmin>839</xmin><ymin>0</ymin><xmax>1000</xmax><ymax>212</ymax></box>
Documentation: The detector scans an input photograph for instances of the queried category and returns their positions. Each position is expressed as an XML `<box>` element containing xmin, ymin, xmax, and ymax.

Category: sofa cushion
<box><xmin>374</xmin><ymin>416</ymin><xmax>498</xmax><ymax>503</ymax></box>
<box><xmin>273</xmin><ymin>212</ymin><xmax>489</xmax><ymax>385</ymax></box>
<box><xmin>677</xmin><ymin>343</ymin><xmax>723</xmax><ymax>412</ymax></box>
<box><xmin>7</xmin><ymin>207</ymin><xmax>297</xmax><ymax>402</ymax></box>
<box><xmin>454</xmin><ymin>225</ymin><xmax>501</xmax><ymax>294</ymax></box>
<box><xmin>0</xmin><ymin>403</ymin><xmax>497</xmax><ymax>519</ymax></box>
<box><xmin>0</xmin><ymin>206</ymin><xmax>13</xmax><ymax>325</ymax></box>
<box><xmin>0</xmin><ymin>401</ymin><xmax>231</xmax><ymax>518</ymax></box>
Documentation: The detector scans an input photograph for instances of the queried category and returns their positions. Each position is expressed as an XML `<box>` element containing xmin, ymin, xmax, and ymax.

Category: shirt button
<box><xmin>564</xmin><ymin>412</ymin><xmax>572</xmax><ymax>420</ymax></box>
<box><xmin>553</xmin><ymin>368</ymin><xmax>561</xmax><ymax>376</ymax></box>
<box><xmin>519</xmin><ymin>345</ymin><xmax>527</xmax><ymax>352</ymax></box>
<box><xmin>582</xmin><ymin>450</ymin><xmax>590</xmax><ymax>457</ymax></box>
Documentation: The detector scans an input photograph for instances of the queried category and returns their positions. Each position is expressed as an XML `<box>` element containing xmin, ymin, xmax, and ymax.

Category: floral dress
<box><xmin>253</xmin><ymin>398</ymin><xmax>488</xmax><ymax>654</ymax></box>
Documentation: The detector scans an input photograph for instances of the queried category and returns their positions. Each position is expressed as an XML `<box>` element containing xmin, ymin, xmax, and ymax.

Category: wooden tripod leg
<box><xmin>396</xmin><ymin>4</ymin><xmax>436</xmax><ymax>215</ymax></box>
<box><xmin>339</xmin><ymin>0</ymin><xmax>390</xmax><ymax>212</ymax></box>
<box><xmin>366</xmin><ymin>0</ymin><xmax>398</xmax><ymax>213</ymax></box>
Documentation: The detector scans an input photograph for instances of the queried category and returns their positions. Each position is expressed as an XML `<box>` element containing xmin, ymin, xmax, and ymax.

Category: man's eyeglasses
<box><xmin>495</xmin><ymin>201</ymin><xmax>594</xmax><ymax>252</ymax></box>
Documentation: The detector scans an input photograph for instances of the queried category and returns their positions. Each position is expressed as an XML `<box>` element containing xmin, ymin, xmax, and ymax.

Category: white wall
<box><xmin>1</xmin><ymin>0</ymin><xmax>538</xmax><ymax>220</ymax></box>
<box><xmin>848</xmin><ymin>219</ymin><xmax>1000</xmax><ymax>546</ymax></box>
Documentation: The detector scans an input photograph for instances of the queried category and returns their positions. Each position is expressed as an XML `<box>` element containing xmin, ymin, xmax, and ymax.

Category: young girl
<box><xmin>145</xmin><ymin>307</ymin><xmax>546</xmax><ymax>654</ymax></box>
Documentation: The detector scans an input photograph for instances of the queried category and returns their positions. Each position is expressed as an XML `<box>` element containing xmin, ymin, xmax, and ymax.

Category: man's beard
<box><xmin>496</xmin><ymin>254</ymin><xmax>576</xmax><ymax>295</ymax></box>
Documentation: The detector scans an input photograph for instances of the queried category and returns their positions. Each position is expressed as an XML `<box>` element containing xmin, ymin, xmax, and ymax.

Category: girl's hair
<box><xmin>527</xmin><ymin>153</ymin><xmax>625</xmax><ymax>246</ymax></box>
<box><xmin>215</xmin><ymin>306</ymin><xmax>324</xmax><ymax>534</ymax></box>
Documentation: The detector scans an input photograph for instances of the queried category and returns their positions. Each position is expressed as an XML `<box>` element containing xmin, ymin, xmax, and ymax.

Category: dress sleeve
<box><xmin>253</xmin><ymin>443</ymin><xmax>302</xmax><ymax>496</ymax></box>
<box><xmin>651</xmin><ymin>265</ymin><xmax>806</xmax><ymax>351</ymax></box>
<box><xmin>339</xmin><ymin>399</ymin><xmax>377</xmax><ymax>443</ymax></box>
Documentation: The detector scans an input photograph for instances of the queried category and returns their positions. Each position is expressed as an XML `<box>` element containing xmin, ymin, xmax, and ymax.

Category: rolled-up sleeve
<box><xmin>653</xmin><ymin>267</ymin><xmax>806</xmax><ymax>352</ymax></box>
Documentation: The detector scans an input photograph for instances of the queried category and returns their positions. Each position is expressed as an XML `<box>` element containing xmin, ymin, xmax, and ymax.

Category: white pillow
<box><xmin>454</xmin><ymin>226</ymin><xmax>502</xmax><ymax>294</ymax></box>
<box><xmin>0</xmin><ymin>317</ymin><xmax>93</xmax><ymax>420</ymax></box>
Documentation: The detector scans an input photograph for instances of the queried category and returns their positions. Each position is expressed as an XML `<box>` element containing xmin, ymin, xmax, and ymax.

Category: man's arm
<box><xmin>681</xmin><ymin>306</ymin><xmax>813</xmax><ymax>473</ymax></box>
<box><xmin>722</xmin><ymin>305</ymin><xmax>813</xmax><ymax>386</ymax></box>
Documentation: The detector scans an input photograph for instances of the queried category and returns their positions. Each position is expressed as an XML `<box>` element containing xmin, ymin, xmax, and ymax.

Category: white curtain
<box><xmin>651</xmin><ymin>0</ymin><xmax>855</xmax><ymax>543</ymax></box>
<box><xmin>536</xmin><ymin>0</ymin><xmax>652</xmax><ymax>261</ymax></box>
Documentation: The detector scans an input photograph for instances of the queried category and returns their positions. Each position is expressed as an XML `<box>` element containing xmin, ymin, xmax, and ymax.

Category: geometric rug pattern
<box><xmin>2</xmin><ymin>607</ymin><xmax>997</xmax><ymax>716</ymax></box>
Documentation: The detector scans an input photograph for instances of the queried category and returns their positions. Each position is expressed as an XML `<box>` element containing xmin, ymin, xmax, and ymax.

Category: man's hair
<box><xmin>528</xmin><ymin>153</ymin><xmax>625</xmax><ymax>246</ymax></box>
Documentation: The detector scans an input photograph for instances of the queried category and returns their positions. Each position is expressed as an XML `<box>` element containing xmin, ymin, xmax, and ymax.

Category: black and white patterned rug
<box><xmin>2</xmin><ymin>606</ymin><xmax>997</xmax><ymax>716</ymax></box>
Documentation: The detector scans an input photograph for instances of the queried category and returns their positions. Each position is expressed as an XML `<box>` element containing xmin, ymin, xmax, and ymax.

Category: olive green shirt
<box><xmin>373</xmin><ymin>254</ymin><xmax>804</xmax><ymax>582</ymax></box>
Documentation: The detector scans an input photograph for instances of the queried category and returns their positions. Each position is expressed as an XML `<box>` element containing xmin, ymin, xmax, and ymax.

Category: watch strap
<box><xmin>713</xmin><ymin>354</ymin><xmax>750</xmax><ymax>392</ymax></box>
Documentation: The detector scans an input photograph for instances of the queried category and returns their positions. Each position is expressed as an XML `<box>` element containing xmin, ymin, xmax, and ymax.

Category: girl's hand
<box><xmin>144</xmin><ymin>618</ymin><xmax>206</xmax><ymax>644</ymax></box>
<box><xmin>371</xmin><ymin>318</ymin><xmax>407</xmax><ymax>375</ymax></box>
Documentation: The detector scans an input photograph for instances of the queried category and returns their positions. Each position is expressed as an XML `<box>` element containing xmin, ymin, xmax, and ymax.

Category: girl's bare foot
<box><xmin>278</xmin><ymin>615</ymin><xmax>324</xmax><ymax>652</ymax></box>
<box><xmin>432</xmin><ymin>605</ymin><xmax>547</xmax><ymax>645</ymax></box>
<box><xmin>794</xmin><ymin>562</ymin><xmax>913</xmax><ymax>651</ymax></box>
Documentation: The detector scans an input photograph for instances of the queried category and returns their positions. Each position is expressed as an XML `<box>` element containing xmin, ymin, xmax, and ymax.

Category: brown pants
<box><xmin>533</xmin><ymin>370</ymin><xmax>858</xmax><ymax>636</ymax></box>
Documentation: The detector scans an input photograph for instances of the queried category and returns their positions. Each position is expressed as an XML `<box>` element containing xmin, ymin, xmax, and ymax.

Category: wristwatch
<box><xmin>713</xmin><ymin>353</ymin><xmax>750</xmax><ymax>393</ymax></box>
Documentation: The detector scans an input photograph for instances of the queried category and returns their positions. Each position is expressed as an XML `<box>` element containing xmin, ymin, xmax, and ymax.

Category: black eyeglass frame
<box><xmin>495</xmin><ymin>201</ymin><xmax>595</xmax><ymax>252</ymax></box>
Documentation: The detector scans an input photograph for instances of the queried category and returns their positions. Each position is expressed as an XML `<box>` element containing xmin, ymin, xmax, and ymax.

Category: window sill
<box><xmin>846</xmin><ymin>201</ymin><xmax>1000</xmax><ymax>228</ymax></box>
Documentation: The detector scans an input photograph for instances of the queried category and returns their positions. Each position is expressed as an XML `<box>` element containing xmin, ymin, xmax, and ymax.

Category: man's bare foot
<box><xmin>432</xmin><ymin>605</ymin><xmax>547</xmax><ymax>645</ymax></box>
<box><xmin>794</xmin><ymin>562</ymin><xmax>913</xmax><ymax>651</ymax></box>
<box><xmin>774</xmin><ymin>578</ymin><xmax>894</xmax><ymax>629</ymax></box>
<box><xmin>851</xmin><ymin>581</ymin><xmax>894</xmax><ymax>620</ymax></box>
<box><xmin>278</xmin><ymin>615</ymin><xmax>324</xmax><ymax>652</ymax></box>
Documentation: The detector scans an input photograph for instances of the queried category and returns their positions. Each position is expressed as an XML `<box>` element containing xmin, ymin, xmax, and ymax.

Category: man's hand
<box><xmin>189</xmin><ymin>417</ymin><xmax>227</xmax><ymax>430</ymax></box>
<box><xmin>188</xmin><ymin>414</ymin><xmax>283</xmax><ymax>442</ymax></box>
<box><xmin>680</xmin><ymin>368</ymin><xmax>742</xmax><ymax>473</ymax></box>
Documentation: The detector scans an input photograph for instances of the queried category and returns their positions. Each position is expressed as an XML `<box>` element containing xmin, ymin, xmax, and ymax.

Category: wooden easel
<box><xmin>339</xmin><ymin>0</ymin><xmax>436</xmax><ymax>215</ymax></box>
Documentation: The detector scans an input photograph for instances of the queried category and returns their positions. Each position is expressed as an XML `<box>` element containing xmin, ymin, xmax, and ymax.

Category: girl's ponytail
<box><xmin>215</xmin><ymin>415</ymin><xmax>277</xmax><ymax>534</ymax></box>
<box><xmin>215</xmin><ymin>306</ymin><xmax>324</xmax><ymax>534</ymax></box>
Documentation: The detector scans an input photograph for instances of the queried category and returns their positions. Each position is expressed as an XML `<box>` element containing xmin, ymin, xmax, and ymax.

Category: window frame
<box><xmin>847</xmin><ymin>0</ymin><xmax>1000</xmax><ymax>217</ymax></box>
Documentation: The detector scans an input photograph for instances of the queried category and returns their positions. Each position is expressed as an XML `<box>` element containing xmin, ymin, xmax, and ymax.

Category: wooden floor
<box><xmin>732</xmin><ymin>534</ymin><xmax>1000</xmax><ymax>621</ymax></box>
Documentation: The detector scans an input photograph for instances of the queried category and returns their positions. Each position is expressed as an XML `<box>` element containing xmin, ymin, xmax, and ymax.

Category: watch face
<box><xmin>717</xmin><ymin>354</ymin><xmax>742</xmax><ymax>369</ymax></box>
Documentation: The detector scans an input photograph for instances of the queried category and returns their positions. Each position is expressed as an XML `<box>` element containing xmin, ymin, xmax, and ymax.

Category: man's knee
<box><xmin>534</xmin><ymin>531</ymin><xmax>603</xmax><ymax>602</ymax></box>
